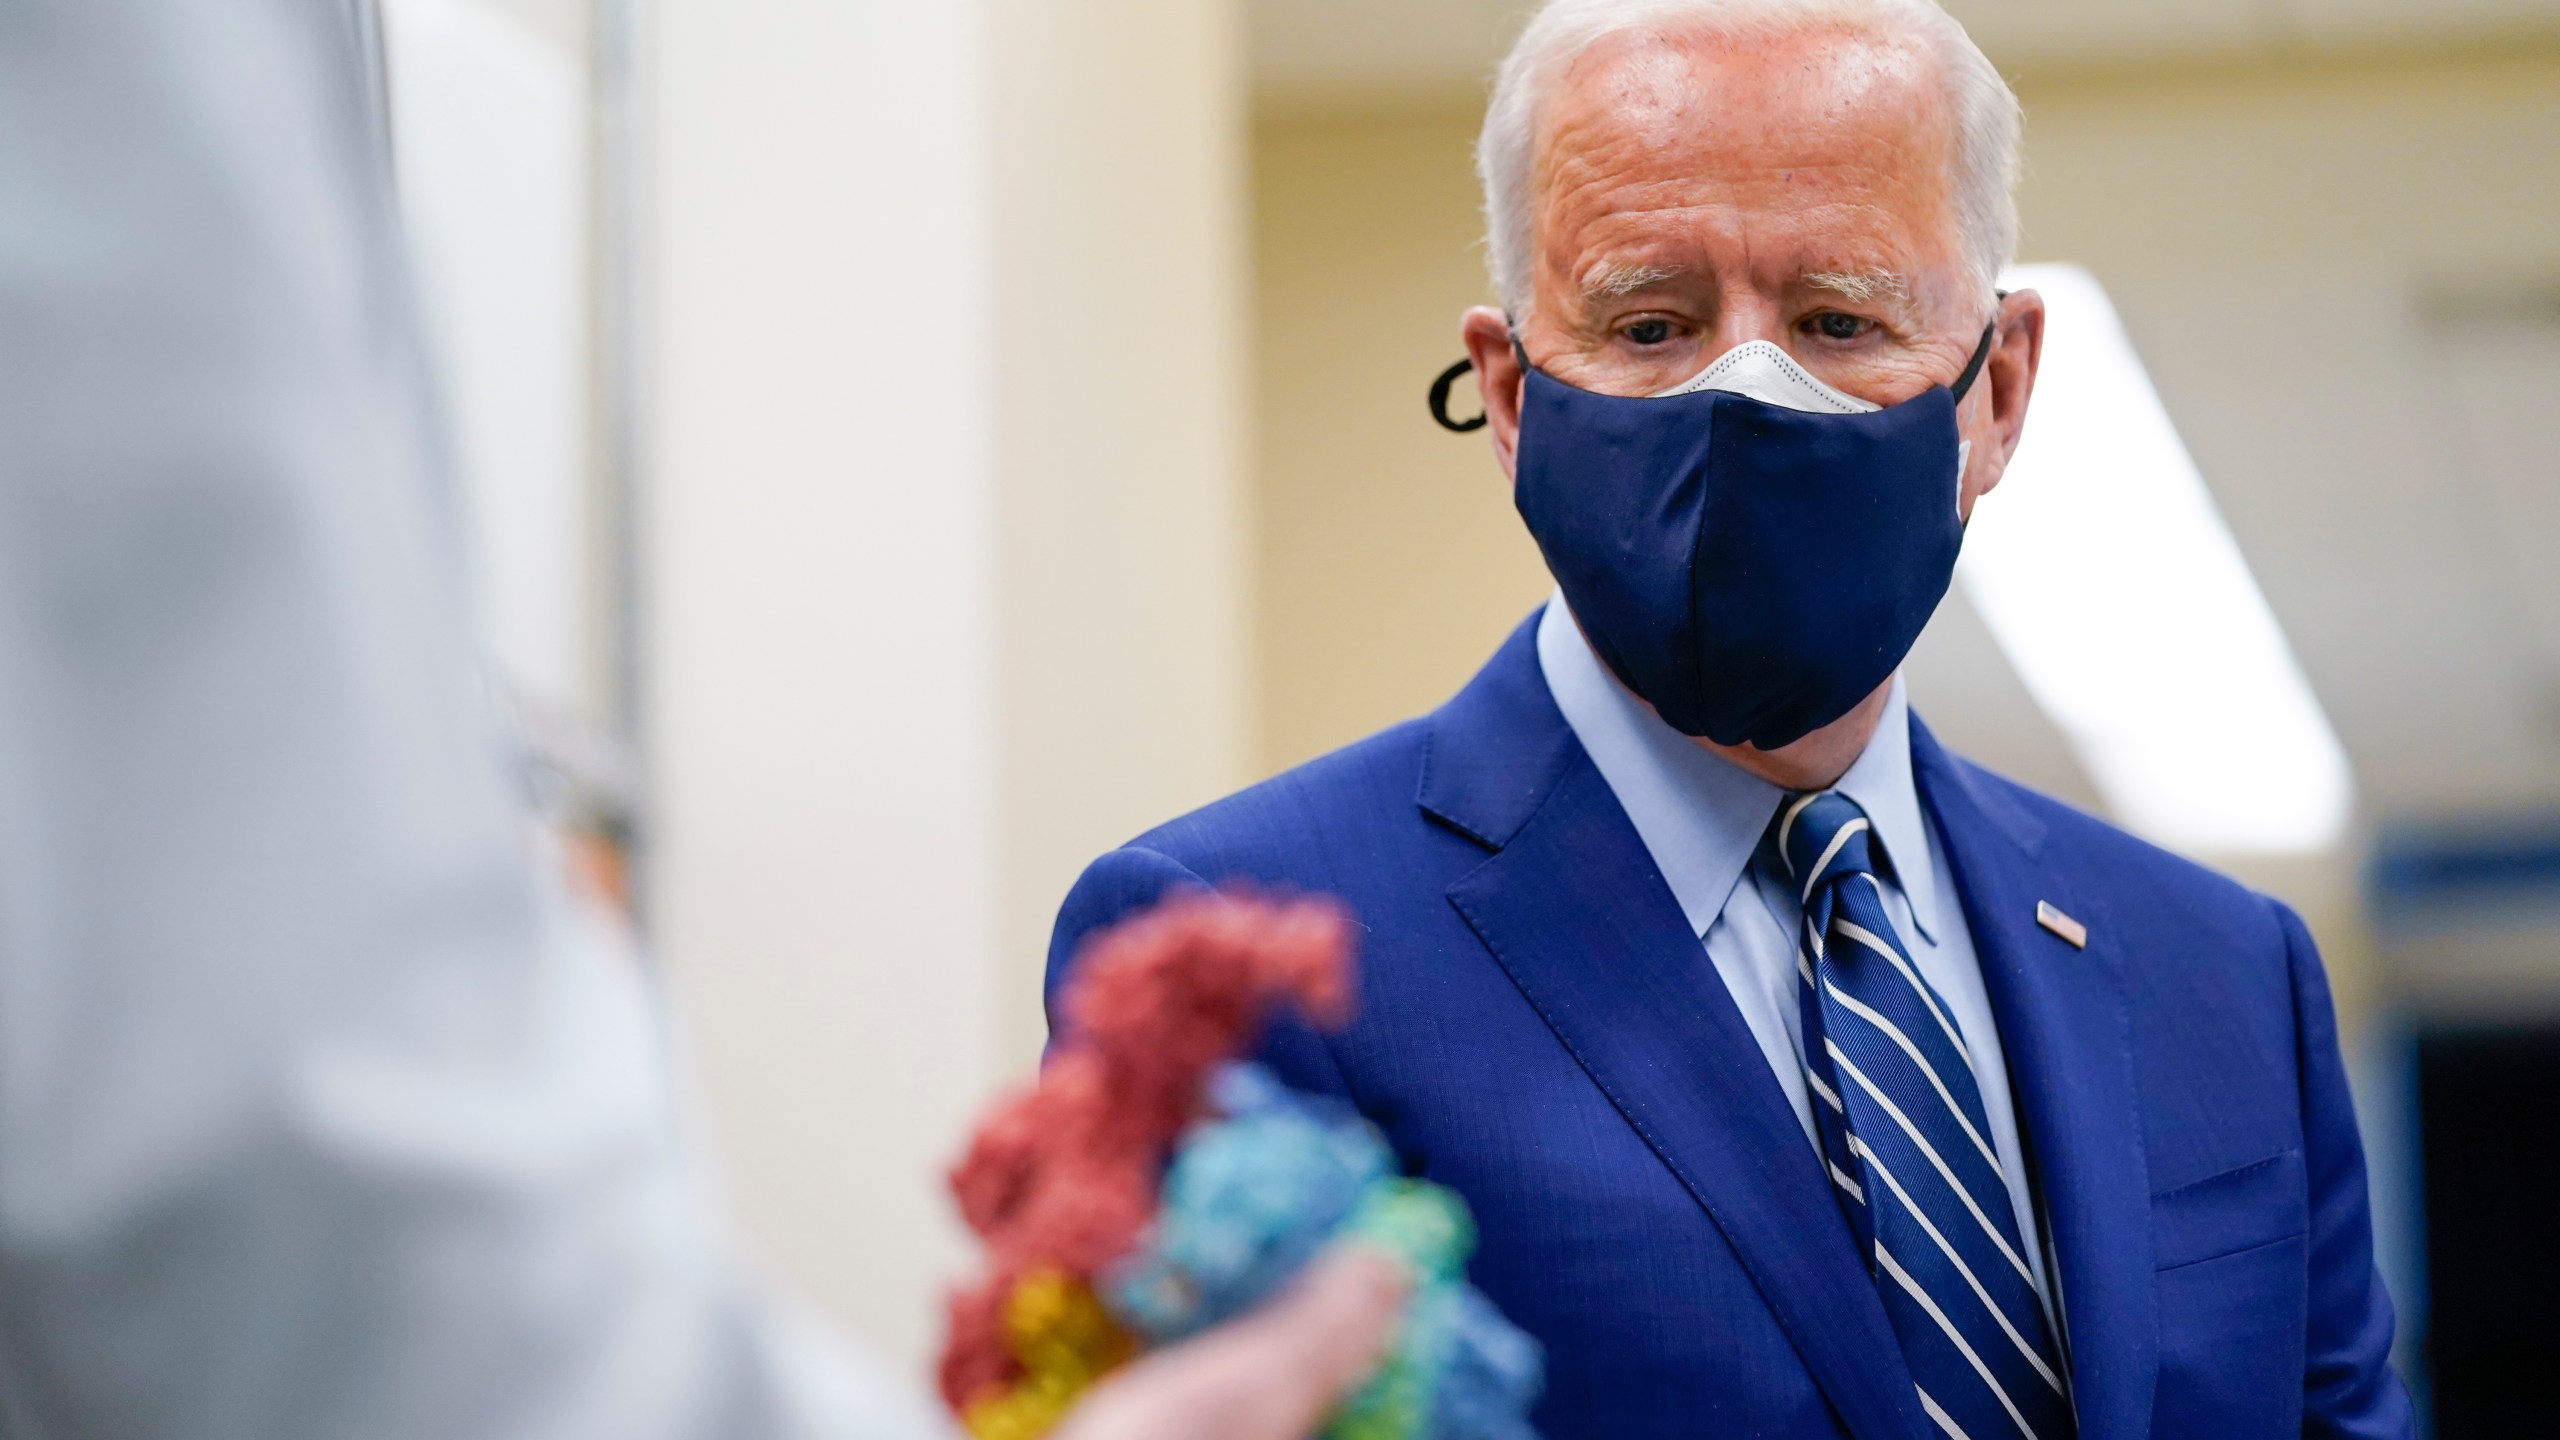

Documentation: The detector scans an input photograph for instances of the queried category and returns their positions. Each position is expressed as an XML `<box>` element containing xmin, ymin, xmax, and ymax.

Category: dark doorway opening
<box><xmin>2418</xmin><ymin>1024</ymin><xmax>2560</xmax><ymax>1436</ymax></box>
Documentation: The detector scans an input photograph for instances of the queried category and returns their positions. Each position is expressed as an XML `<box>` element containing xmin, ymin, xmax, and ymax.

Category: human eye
<box><xmin>1617</xmin><ymin>315</ymin><xmax>1686</xmax><ymax>348</ymax></box>
<box><xmin>1800</xmin><ymin>310</ymin><xmax>1878</xmax><ymax>344</ymax></box>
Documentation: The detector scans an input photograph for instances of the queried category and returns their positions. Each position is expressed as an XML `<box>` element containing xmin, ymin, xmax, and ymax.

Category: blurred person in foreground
<box><xmin>0</xmin><ymin>2</ymin><xmax>1405</xmax><ymax>1436</ymax></box>
<box><xmin>1050</xmin><ymin>1</ymin><xmax>2412</xmax><ymax>1436</ymax></box>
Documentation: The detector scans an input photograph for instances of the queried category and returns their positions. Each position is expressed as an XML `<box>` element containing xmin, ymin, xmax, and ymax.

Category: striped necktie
<box><xmin>1777</xmin><ymin>790</ymin><xmax>2074</xmax><ymax>1440</ymax></box>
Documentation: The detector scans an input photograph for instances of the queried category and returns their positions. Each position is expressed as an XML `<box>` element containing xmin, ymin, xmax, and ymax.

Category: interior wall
<box><xmin>650</xmin><ymin>0</ymin><xmax>1004</xmax><ymax>1377</ymax></box>
<box><xmin>988</xmin><ymin>0</ymin><xmax>1253</xmax><ymax>1067</ymax></box>
<box><xmin>1252</xmin><ymin>103</ymin><xmax>1552</xmax><ymax>777</ymax></box>
<box><xmin>647</xmin><ymin>0</ymin><xmax>1249</xmax><ymax>1378</ymax></box>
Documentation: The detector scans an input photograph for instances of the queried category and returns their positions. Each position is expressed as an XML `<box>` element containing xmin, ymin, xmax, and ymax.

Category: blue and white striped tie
<box><xmin>1778</xmin><ymin>790</ymin><xmax>2073</xmax><ymax>1440</ymax></box>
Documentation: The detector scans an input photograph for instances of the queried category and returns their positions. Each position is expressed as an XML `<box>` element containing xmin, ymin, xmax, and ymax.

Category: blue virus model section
<box><xmin>1104</xmin><ymin>1063</ymin><xmax>1545</xmax><ymax>1440</ymax></box>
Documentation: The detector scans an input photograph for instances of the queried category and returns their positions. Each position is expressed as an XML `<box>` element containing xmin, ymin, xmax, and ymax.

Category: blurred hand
<box><xmin>1049</xmin><ymin>1247</ymin><xmax>1410</xmax><ymax>1440</ymax></box>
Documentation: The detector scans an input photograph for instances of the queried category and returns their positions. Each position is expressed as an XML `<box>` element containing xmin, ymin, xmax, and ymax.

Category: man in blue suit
<box><xmin>1050</xmin><ymin>1</ymin><xmax>2411</xmax><ymax>1435</ymax></box>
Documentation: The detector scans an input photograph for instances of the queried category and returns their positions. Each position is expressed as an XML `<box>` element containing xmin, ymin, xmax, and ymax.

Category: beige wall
<box><xmin>647</xmin><ymin>0</ymin><xmax>1249</xmax><ymax>1377</ymax></box>
<box><xmin>1253</xmin><ymin>104</ymin><xmax>1552</xmax><ymax>776</ymax></box>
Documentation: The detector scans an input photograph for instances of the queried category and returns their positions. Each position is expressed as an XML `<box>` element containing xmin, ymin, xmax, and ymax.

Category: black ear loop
<box><xmin>1425</xmin><ymin>324</ymin><xmax>1527</xmax><ymax>432</ymax></box>
<box><xmin>1947</xmin><ymin>292</ymin><xmax>2008</xmax><ymax>405</ymax></box>
<box><xmin>1429</xmin><ymin>293</ymin><xmax>2005</xmax><ymax>432</ymax></box>
<box><xmin>1428</xmin><ymin>357</ymin><xmax>1488</xmax><ymax>432</ymax></box>
<box><xmin>1954</xmin><ymin>293</ymin><xmax>2008</xmax><ymax>535</ymax></box>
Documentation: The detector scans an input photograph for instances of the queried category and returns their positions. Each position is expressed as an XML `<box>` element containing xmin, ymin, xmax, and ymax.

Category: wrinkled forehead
<box><xmin>1528</xmin><ymin>24</ymin><xmax>1963</xmax><ymax>276</ymax></box>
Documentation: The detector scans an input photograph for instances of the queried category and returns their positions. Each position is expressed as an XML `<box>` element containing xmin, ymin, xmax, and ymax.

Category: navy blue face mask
<box><xmin>1441</xmin><ymin>324</ymin><xmax>1994</xmax><ymax>751</ymax></box>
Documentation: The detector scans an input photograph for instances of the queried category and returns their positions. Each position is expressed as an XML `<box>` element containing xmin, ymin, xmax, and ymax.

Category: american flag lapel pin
<box><xmin>2035</xmin><ymin>901</ymin><xmax>2088</xmax><ymax>949</ymax></box>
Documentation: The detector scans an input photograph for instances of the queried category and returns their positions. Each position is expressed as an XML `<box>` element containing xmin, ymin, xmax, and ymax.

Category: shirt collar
<box><xmin>1535</xmin><ymin>595</ymin><xmax>1941</xmax><ymax>944</ymax></box>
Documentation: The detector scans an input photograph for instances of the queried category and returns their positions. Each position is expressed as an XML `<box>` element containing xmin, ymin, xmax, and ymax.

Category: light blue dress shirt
<box><xmin>1536</xmin><ymin>597</ymin><xmax>2058</xmax><ymax>1319</ymax></box>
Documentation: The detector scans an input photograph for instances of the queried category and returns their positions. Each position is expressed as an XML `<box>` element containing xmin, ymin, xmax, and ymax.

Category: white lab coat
<box><xmin>0</xmin><ymin>3</ymin><xmax>949</xmax><ymax>1436</ymax></box>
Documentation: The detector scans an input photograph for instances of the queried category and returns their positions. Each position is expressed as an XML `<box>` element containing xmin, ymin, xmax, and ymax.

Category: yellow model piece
<box><xmin>961</xmin><ymin>1272</ymin><xmax>1135</xmax><ymax>1440</ymax></box>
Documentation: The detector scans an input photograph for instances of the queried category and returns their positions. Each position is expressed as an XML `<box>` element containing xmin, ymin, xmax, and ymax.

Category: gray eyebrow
<box><xmin>1577</xmin><ymin>260</ymin><xmax>1687</xmax><ymax>303</ymax></box>
<box><xmin>1802</xmin><ymin>268</ymin><xmax>1914</xmax><ymax>305</ymax></box>
<box><xmin>1578</xmin><ymin>263</ymin><xmax>1918</xmax><ymax>308</ymax></box>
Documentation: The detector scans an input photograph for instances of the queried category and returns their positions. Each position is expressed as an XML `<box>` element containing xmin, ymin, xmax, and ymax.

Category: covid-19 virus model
<box><xmin>936</xmin><ymin>892</ymin><xmax>1543</xmax><ymax>1440</ymax></box>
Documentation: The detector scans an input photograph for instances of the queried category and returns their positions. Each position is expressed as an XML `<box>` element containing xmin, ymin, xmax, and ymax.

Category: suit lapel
<box><xmin>1421</xmin><ymin>617</ymin><xmax>1926</xmax><ymax>1440</ymax></box>
<box><xmin>1911</xmin><ymin>718</ymin><xmax>2158</xmax><ymax>1438</ymax></box>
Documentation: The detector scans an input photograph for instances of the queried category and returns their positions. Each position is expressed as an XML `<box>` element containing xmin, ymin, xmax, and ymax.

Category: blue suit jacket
<box><xmin>1047</xmin><ymin>616</ymin><xmax>2411</xmax><ymax>1440</ymax></box>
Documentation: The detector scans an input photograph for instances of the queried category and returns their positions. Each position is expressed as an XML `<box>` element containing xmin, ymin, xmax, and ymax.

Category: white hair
<box><xmin>1477</xmin><ymin>0</ymin><xmax>2022</xmax><ymax>319</ymax></box>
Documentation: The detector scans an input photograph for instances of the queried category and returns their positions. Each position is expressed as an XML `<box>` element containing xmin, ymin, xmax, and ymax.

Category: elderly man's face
<box><xmin>1464</xmin><ymin>23</ymin><xmax>2042</xmax><ymax>525</ymax></box>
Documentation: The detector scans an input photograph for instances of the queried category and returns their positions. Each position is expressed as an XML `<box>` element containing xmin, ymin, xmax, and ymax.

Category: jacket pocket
<box><xmin>2148</xmin><ymin>1148</ymin><xmax>2310</xmax><ymax>1439</ymax></box>
<box><xmin>2152</xmin><ymin>1148</ymin><xmax>2306</xmax><ymax>1271</ymax></box>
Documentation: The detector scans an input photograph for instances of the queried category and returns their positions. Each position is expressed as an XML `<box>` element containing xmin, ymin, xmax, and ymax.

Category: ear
<box><xmin>1461</xmin><ymin>306</ymin><xmax>1525</xmax><ymax>481</ymax></box>
<box><xmin>1959</xmin><ymin>289</ymin><xmax>2046</xmax><ymax>519</ymax></box>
